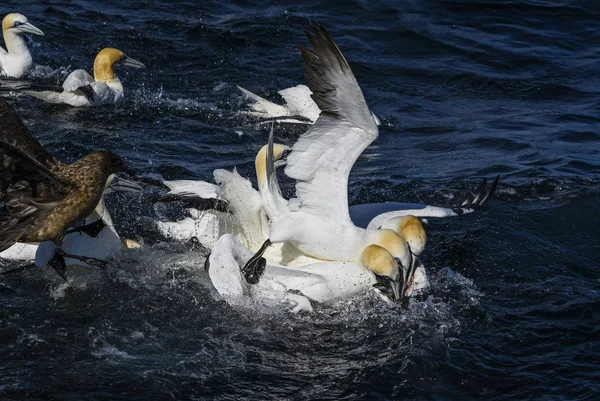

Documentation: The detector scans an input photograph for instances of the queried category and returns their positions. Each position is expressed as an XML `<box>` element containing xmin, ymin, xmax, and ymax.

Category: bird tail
<box><xmin>23</xmin><ymin>91</ymin><xmax>64</xmax><ymax>104</ymax></box>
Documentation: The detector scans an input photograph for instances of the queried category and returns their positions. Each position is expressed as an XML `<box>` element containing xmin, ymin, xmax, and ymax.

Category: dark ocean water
<box><xmin>1</xmin><ymin>0</ymin><xmax>599</xmax><ymax>400</ymax></box>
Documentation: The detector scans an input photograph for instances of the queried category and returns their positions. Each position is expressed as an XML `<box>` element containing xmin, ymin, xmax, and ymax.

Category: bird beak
<box><xmin>373</xmin><ymin>275</ymin><xmax>402</xmax><ymax>302</ymax></box>
<box><xmin>106</xmin><ymin>176</ymin><xmax>143</xmax><ymax>194</ymax></box>
<box><xmin>395</xmin><ymin>257</ymin><xmax>413</xmax><ymax>301</ymax></box>
<box><xmin>390</xmin><ymin>278</ymin><xmax>402</xmax><ymax>301</ymax></box>
<box><xmin>17</xmin><ymin>22</ymin><xmax>44</xmax><ymax>36</ymax></box>
<box><xmin>120</xmin><ymin>55</ymin><xmax>146</xmax><ymax>69</ymax></box>
<box><xmin>370</xmin><ymin>110</ymin><xmax>381</xmax><ymax>126</ymax></box>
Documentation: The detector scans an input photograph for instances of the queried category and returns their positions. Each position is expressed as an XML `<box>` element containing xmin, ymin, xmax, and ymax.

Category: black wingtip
<box><xmin>459</xmin><ymin>176</ymin><xmax>500</xmax><ymax>208</ymax></box>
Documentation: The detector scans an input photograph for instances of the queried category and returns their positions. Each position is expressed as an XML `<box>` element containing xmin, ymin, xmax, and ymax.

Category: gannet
<box><xmin>205</xmin><ymin>234</ymin><xmax>429</xmax><ymax>312</ymax></box>
<box><xmin>0</xmin><ymin>13</ymin><xmax>44</xmax><ymax>78</ymax></box>
<box><xmin>240</xmin><ymin>26</ymin><xmax>417</xmax><ymax>299</ymax></box>
<box><xmin>24</xmin><ymin>48</ymin><xmax>145</xmax><ymax>106</ymax></box>
<box><xmin>0</xmin><ymin>99</ymin><xmax>137</xmax><ymax>280</ymax></box>
<box><xmin>238</xmin><ymin>84</ymin><xmax>381</xmax><ymax>126</ymax></box>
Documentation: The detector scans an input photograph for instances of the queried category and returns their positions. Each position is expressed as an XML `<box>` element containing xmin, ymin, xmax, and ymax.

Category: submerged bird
<box><xmin>0</xmin><ymin>13</ymin><xmax>44</xmax><ymax>78</ymax></box>
<box><xmin>25</xmin><ymin>47</ymin><xmax>145</xmax><ymax>106</ymax></box>
<box><xmin>238</xmin><ymin>84</ymin><xmax>381</xmax><ymax>126</ymax></box>
<box><xmin>0</xmin><ymin>98</ymin><xmax>138</xmax><ymax>279</ymax></box>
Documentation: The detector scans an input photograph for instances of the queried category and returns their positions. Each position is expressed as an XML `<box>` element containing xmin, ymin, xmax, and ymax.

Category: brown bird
<box><xmin>0</xmin><ymin>98</ymin><xmax>134</xmax><ymax>279</ymax></box>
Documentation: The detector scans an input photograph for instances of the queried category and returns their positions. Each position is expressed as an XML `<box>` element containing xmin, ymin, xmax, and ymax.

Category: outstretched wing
<box><xmin>0</xmin><ymin>141</ymin><xmax>72</xmax><ymax>252</ymax></box>
<box><xmin>0</xmin><ymin>98</ymin><xmax>57</xmax><ymax>167</ymax></box>
<box><xmin>359</xmin><ymin>176</ymin><xmax>500</xmax><ymax>229</ymax></box>
<box><xmin>283</xmin><ymin>25</ymin><xmax>378</xmax><ymax>224</ymax></box>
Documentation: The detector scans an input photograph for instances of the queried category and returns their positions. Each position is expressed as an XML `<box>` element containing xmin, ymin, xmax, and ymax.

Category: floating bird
<box><xmin>238</xmin><ymin>84</ymin><xmax>381</xmax><ymax>126</ymax></box>
<box><xmin>24</xmin><ymin>47</ymin><xmax>145</xmax><ymax>106</ymax></box>
<box><xmin>0</xmin><ymin>13</ymin><xmax>44</xmax><ymax>78</ymax></box>
<box><xmin>0</xmin><ymin>98</ymin><xmax>138</xmax><ymax>279</ymax></box>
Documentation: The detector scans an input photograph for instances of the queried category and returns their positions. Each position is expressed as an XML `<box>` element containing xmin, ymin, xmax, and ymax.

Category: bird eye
<box><xmin>13</xmin><ymin>21</ymin><xmax>22</xmax><ymax>27</ymax></box>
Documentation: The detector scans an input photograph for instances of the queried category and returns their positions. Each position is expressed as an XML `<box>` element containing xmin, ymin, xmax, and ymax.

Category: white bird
<box><xmin>238</xmin><ymin>84</ymin><xmax>381</xmax><ymax>126</ymax></box>
<box><xmin>155</xmin><ymin>143</ymin><xmax>290</xmax><ymax>252</ymax></box>
<box><xmin>0</xmin><ymin>13</ymin><xmax>44</xmax><ymax>79</ymax></box>
<box><xmin>206</xmin><ymin>233</ymin><xmax>429</xmax><ymax>312</ymax></box>
<box><xmin>24</xmin><ymin>47</ymin><xmax>145</xmax><ymax>106</ymax></box>
<box><xmin>239</xmin><ymin>26</ymin><xmax>416</xmax><ymax>299</ymax></box>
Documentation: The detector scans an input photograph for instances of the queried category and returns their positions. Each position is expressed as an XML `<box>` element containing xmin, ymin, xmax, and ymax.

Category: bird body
<box><xmin>0</xmin><ymin>147</ymin><xmax>130</xmax><ymax>252</ymax></box>
<box><xmin>25</xmin><ymin>48</ymin><xmax>144</xmax><ymax>106</ymax></box>
<box><xmin>0</xmin><ymin>99</ymin><xmax>136</xmax><ymax>278</ymax></box>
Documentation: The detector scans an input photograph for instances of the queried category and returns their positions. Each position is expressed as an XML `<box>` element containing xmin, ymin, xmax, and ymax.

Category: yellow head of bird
<box><xmin>361</xmin><ymin>244</ymin><xmax>400</xmax><ymax>282</ymax></box>
<box><xmin>398</xmin><ymin>215</ymin><xmax>427</xmax><ymax>256</ymax></box>
<box><xmin>361</xmin><ymin>244</ymin><xmax>402</xmax><ymax>301</ymax></box>
<box><xmin>93</xmin><ymin>48</ymin><xmax>145</xmax><ymax>82</ymax></box>
<box><xmin>255</xmin><ymin>143</ymin><xmax>291</xmax><ymax>188</ymax></box>
<box><xmin>373</xmin><ymin>228</ymin><xmax>411</xmax><ymax>271</ymax></box>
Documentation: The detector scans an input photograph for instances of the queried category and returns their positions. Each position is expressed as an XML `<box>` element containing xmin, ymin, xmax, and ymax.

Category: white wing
<box><xmin>284</xmin><ymin>26</ymin><xmax>378</xmax><ymax>224</ymax></box>
<box><xmin>360</xmin><ymin>204</ymin><xmax>466</xmax><ymax>229</ymax></box>
<box><xmin>162</xmin><ymin>179</ymin><xmax>220</xmax><ymax>199</ymax></box>
<box><xmin>62</xmin><ymin>69</ymin><xmax>94</xmax><ymax>92</ymax></box>
<box><xmin>0</xmin><ymin>46</ymin><xmax>7</xmax><ymax>55</ymax></box>
<box><xmin>277</xmin><ymin>84</ymin><xmax>320</xmax><ymax>122</ymax></box>
<box><xmin>355</xmin><ymin>176</ymin><xmax>500</xmax><ymax>229</ymax></box>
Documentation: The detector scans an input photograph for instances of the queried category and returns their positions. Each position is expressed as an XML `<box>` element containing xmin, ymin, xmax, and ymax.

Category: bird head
<box><xmin>397</xmin><ymin>215</ymin><xmax>427</xmax><ymax>257</ymax></box>
<box><xmin>361</xmin><ymin>244</ymin><xmax>402</xmax><ymax>301</ymax></box>
<box><xmin>93</xmin><ymin>48</ymin><xmax>145</xmax><ymax>82</ymax></box>
<box><xmin>2</xmin><ymin>13</ymin><xmax>44</xmax><ymax>36</ymax></box>
<box><xmin>255</xmin><ymin>143</ymin><xmax>291</xmax><ymax>189</ymax></box>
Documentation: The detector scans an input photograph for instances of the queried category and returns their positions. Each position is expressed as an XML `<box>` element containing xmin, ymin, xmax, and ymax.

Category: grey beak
<box><xmin>17</xmin><ymin>22</ymin><xmax>44</xmax><ymax>36</ymax></box>
<box><xmin>105</xmin><ymin>176</ymin><xmax>143</xmax><ymax>194</ymax></box>
<box><xmin>370</xmin><ymin>110</ymin><xmax>381</xmax><ymax>126</ymax></box>
<box><xmin>120</xmin><ymin>56</ymin><xmax>146</xmax><ymax>69</ymax></box>
<box><xmin>395</xmin><ymin>257</ymin><xmax>412</xmax><ymax>300</ymax></box>
<box><xmin>390</xmin><ymin>278</ymin><xmax>402</xmax><ymax>301</ymax></box>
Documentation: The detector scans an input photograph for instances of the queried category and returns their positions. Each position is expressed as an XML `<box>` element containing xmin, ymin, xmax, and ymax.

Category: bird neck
<box><xmin>93</xmin><ymin>58</ymin><xmax>118</xmax><ymax>83</ymax></box>
<box><xmin>255</xmin><ymin>146</ymin><xmax>268</xmax><ymax>189</ymax></box>
<box><xmin>3</xmin><ymin>30</ymin><xmax>30</xmax><ymax>55</ymax></box>
<box><xmin>90</xmin><ymin>197</ymin><xmax>115</xmax><ymax>229</ymax></box>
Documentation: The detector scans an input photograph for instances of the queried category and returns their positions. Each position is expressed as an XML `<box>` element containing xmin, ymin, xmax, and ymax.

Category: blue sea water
<box><xmin>1</xmin><ymin>0</ymin><xmax>599</xmax><ymax>400</ymax></box>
